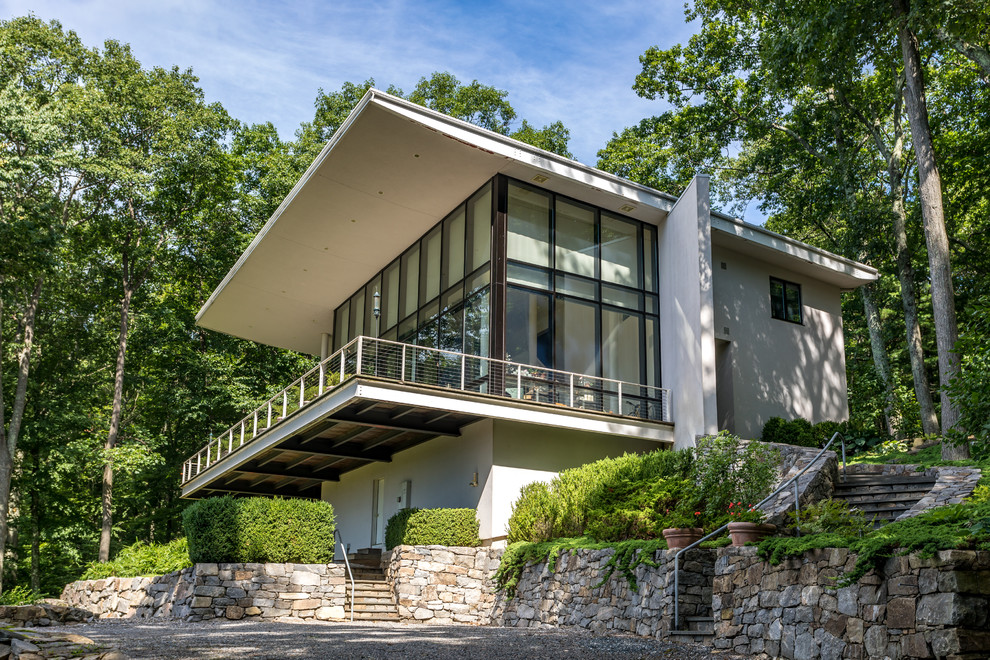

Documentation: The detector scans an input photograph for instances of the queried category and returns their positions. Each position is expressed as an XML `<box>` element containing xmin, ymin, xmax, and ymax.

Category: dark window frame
<box><xmin>770</xmin><ymin>276</ymin><xmax>803</xmax><ymax>324</ymax></box>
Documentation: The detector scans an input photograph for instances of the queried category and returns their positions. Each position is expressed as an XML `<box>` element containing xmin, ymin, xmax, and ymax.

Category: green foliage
<box><xmin>761</xmin><ymin>417</ymin><xmax>817</xmax><ymax>448</ymax></box>
<box><xmin>506</xmin><ymin>449</ymin><xmax>699</xmax><ymax>544</ymax></box>
<box><xmin>80</xmin><ymin>538</ymin><xmax>192</xmax><ymax>580</ymax></box>
<box><xmin>385</xmin><ymin>508</ymin><xmax>479</xmax><ymax>550</ymax></box>
<box><xmin>694</xmin><ymin>432</ymin><xmax>780</xmax><ymax>526</ymax></box>
<box><xmin>0</xmin><ymin>585</ymin><xmax>44</xmax><ymax>606</ymax></box>
<box><xmin>495</xmin><ymin>537</ymin><xmax>666</xmax><ymax>597</ymax></box>
<box><xmin>182</xmin><ymin>496</ymin><xmax>335</xmax><ymax>564</ymax></box>
<box><xmin>760</xmin><ymin>500</ymin><xmax>990</xmax><ymax>585</ymax></box>
<box><xmin>786</xmin><ymin>499</ymin><xmax>873</xmax><ymax>537</ymax></box>
<box><xmin>947</xmin><ymin>295</ymin><xmax>990</xmax><ymax>458</ymax></box>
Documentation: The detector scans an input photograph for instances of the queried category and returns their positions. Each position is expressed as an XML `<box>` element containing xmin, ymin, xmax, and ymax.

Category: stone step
<box><xmin>349</xmin><ymin>611</ymin><xmax>401</xmax><ymax>622</ymax></box>
<box><xmin>348</xmin><ymin>581</ymin><xmax>390</xmax><ymax>590</ymax></box>
<box><xmin>837</xmin><ymin>474</ymin><xmax>935</xmax><ymax>486</ymax></box>
<box><xmin>668</xmin><ymin>629</ymin><xmax>714</xmax><ymax>644</ymax></box>
<box><xmin>834</xmin><ymin>488</ymin><xmax>934</xmax><ymax>502</ymax></box>
<box><xmin>349</xmin><ymin>597</ymin><xmax>395</xmax><ymax>607</ymax></box>
<box><xmin>683</xmin><ymin>615</ymin><xmax>714</xmax><ymax>632</ymax></box>
<box><xmin>833</xmin><ymin>483</ymin><xmax>935</xmax><ymax>497</ymax></box>
<box><xmin>351</xmin><ymin>603</ymin><xmax>398</xmax><ymax>613</ymax></box>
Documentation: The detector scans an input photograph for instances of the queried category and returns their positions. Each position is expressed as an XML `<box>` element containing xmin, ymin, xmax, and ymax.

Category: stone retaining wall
<box><xmin>494</xmin><ymin>547</ymin><xmax>715</xmax><ymax>638</ymax></box>
<box><xmin>61</xmin><ymin>563</ymin><xmax>348</xmax><ymax>622</ymax></box>
<box><xmin>385</xmin><ymin>545</ymin><xmax>502</xmax><ymax>624</ymax></box>
<box><xmin>712</xmin><ymin>546</ymin><xmax>990</xmax><ymax>659</ymax></box>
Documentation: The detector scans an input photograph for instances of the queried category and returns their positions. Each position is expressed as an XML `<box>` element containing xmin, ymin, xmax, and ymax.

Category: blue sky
<box><xmin>3</xmin><ymin>0</ymin><xmax>699</xmax><ymax>164</ymax></box>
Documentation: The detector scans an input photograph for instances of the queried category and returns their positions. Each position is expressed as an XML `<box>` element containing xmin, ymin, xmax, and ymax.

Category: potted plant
<box><xmin>726</xmin><ymin>502</ymin><xmax>776</xmax><ymax>546</ymax></box>
<box><xmin>661</xmin><ymin>507</ymin><xmax>705</xmax><ymax>550</ymax></box>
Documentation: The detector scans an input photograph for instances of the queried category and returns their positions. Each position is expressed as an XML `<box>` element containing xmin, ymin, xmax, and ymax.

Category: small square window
<box><xmin>770</xmin><ymin>277</ymin><xmax>802</xmax><ymax>324</ymax></box>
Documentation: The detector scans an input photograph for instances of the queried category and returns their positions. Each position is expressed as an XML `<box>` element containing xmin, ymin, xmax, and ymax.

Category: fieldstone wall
<box><xmin>494</xmin><ymin>547</ymin><xmax>715</xmax><ymax>638</ymax></box>
<box><xmin>385</xmin><ymin>545</ymin><xmax>503</xmax><ymax>624</ymax></box>
<box><xmin>843</xmin><ymin>463</ymin><xmax>981</xmax><ymax>520</ymax></box>
<box><xmin>760</xmin><ymin>442</ymin><xmax>840</xmax><ymax>526</ymax></box>
<box><xmin>61</xmin><ymin>563</ymin><xmax>348</xmax><ymax>622</ymax></box>
<box><xmin>713</xmin><ymin>546</ymin><xmax>990</xmax><ymax>659</ymax></box>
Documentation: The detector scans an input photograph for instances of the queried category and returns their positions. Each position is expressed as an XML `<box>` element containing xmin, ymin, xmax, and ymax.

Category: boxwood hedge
<box><xmin>182</xmin><ymin>496</ymin><xmax>336</xmax><ymax>563</ymax></box>
<box><xmin>385</xmin><ymin>508</ymin><xmax>480</xmax><ymax>550</ymax></box>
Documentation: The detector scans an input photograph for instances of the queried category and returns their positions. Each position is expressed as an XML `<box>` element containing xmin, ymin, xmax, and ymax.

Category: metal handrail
<box><xmin>181</xmin><ymin>335</ymin><xmax>673</xmax><ymax>484</ymax></box>
<box><xmin>334</xmin><ymin>529</ymin><xmax>355</xmax><ymax>623</ymax></box>
<box><xmin>671</xmin><ymin>432</ymin><xmax>847</xmax><ymax>631</ymax></box>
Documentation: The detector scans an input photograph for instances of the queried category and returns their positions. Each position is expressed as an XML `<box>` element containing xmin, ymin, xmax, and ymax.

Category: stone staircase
<box><xmin>831</xmin><ymin>470</ymin><xmax>937</xmax><ymax>526</ymax></box>
<box><xmin>668</xmin><ymin>615</ymin><xmax>714</xmax><ymax>644</ymax></box>
<box><xmin>338</xmin><ymin>548</ymin><xmax>400</xmax><ymax>622</ymax></box>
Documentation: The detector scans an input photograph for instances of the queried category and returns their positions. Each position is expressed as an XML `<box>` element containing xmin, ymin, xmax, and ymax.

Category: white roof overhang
<box><xmin>710</xmin><ymin>213</ymin><xmax>878</xmax><ymax>289</ymax></box>
<box><xmin>196</xmin><ymin>90</ymin><xmax>676</xmax><ymax>355</ymax></box>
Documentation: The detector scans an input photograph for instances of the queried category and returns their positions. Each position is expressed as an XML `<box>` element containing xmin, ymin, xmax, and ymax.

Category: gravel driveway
<box><xmin>44</xmin><ymin>619</ymin><xmax>739</xmax><ymax>659</ymax></box>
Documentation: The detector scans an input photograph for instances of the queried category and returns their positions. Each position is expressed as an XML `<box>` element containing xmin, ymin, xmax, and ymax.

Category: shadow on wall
<box><xmin>714</xmin><ymin>260</ymin><xmax>848</xmax><ymax>439</ymax></box>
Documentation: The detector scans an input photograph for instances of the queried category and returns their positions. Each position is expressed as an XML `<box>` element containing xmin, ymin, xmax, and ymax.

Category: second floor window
<box><xmin>770</xmin><ymin>277</ymin><xmax>802</xmax><ymax>324</ymax></box>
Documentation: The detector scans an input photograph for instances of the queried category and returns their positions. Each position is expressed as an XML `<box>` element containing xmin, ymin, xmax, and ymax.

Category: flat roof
<box><xmin>198</xmin><ymin>89</ymin><xmax>877</xmax><ymax>354</ymax></box>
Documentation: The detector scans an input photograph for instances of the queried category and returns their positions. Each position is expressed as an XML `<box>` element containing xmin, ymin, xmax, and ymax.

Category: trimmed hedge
<box><xmin>385</xmin><ymin>508</ymin><xmax>480</xmax><ymax>550</ymax></box>
<box><xmin>182</xmin><ymin>496</ymin><xmax>336</xmax><ymax>563</ymax></box>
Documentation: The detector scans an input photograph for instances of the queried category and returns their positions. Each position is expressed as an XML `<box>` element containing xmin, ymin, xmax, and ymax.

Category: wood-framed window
<box><xmin>770</xmin><ymin>277</ymin><xmax>802</xmax><ymax>324</ymax></box>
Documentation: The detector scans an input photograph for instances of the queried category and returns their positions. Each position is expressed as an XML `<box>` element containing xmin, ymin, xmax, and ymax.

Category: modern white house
<box><xmin>180</xmin><ymin>90</ymin><xmax>877</xmax><ymax>547</ymax></box>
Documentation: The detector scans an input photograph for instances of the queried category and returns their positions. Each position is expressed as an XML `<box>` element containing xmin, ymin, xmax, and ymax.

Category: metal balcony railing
<box><xmin>181</xmin><ymin>336</ymin><xmax>673</xmax><ymax>485</ymax></box>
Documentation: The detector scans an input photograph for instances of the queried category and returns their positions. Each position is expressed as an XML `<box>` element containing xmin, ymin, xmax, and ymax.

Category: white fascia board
<box><xmin>711</xmin><ymin>213</ymin><xmax>878</xmax><ymax>285</ymax></box>
<box><xmin>354</xmin><ymin>382</ymin><xmax>675</xmax><ymax>443</ymax></box>
<box><xmin>195</xmin><ymin>93</ymin><xmax>379</xmax><ymax>324</ymax></box>
<box><xmin>367</xmin><ymin>91</ymin><xmax>677</xmax><ymax>214</ymax></box>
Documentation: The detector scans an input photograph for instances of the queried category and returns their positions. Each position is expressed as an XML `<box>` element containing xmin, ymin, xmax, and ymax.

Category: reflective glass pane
<box><xmin>333</xmin><ymin>301</ymin><xmax>349</xmax><ymax>350</ymax></box>
<box><xmin>505</xmin><ymin>287</ymin><xmax>551</xmax><ymax>367</ymax></box>
<box><xmin>555</xmin><ymin>200</ymin><xmax>596</xmax><ymax>277</ymax></box>
<box><xmin>401</xmin><ymin>245</ymin><xmax>419</xmax><ymax>319</ymax></box>
<box><xmin>443</xmin><ymin>207</ymin><xmax>465</xmax><ymax>290</ymax></box>
<box><xmin>555</xmin><ymin>273</ymin><xmax>598</xmax><ymax>301</ymax></box>
<box><xmin>465</xmin><ymin>266</ymin><xmax>490</xmax><ymax>296</ymax></box>
<box><xmin>464</xmin><ymin>288</ymin><xmax>490</xmax><ymax>358</ymax></box>
<box><xmin>785</xmin><ymin>282</ymin><xmax>802</xmax><ymax>323</ymax></box>
<box><xmin>383</xmin><ymin>260</ymin><xmax>399</xmax><ymax>330</ymax></box>
<box><xmin>507</xmin><ymin>182</ymin><xmax>551</xmax><ymax>267</ymax></box>
<box><xmin>602</xmin><ymin>308</ymin><xmax>642</xmax><ymax>384</ymax></box>
<box><xmin>555</xmin><ymin>297</ymin><xmax>599</xmax><ymax>377</ymax></box>
<box><xmin>508</xmin><ymin>262</ymin><xmax>551</xmax><ymax>290</ymax></box>
<box><xmin>602</xmin><ymin>284</ymin><xmax>643</xmax><ymax>311</ymax></box>
<box><xmin>644</xmin><ymin>224</ymin><xmax>658</xmax><ymax>293</ymax></box>
<box><xmin>440</xmin><ymin>305</ymin><xmax>464</xmax><ymax>354</ymax></box>
<box><xmin>645</xmin><ymin>316</ymin><xmax>659</xmax><ymax>387</ymax></box>
<box><xmin>601</xmin><ymin>212</ymin><xmax>641</xmax><ymax>287</ymax></box>
<box><xmin>467</xmin><ymin>185</ymin><xmax>492</xmax><ymax>272</ymax></box>
<box><xmin>365</xmin><ymin>275</ymin><xmax>381</xmax><ymax>337</ymax></box>
<box><xmin>350</xmin><ymin>288</ymin><xmax>365</xmax><ymax>338</ymax></box>
<box><xmin>421</xmin><ymin>226</ymin><xmax>441</xmax><ymax>303</ymax></box>
<box><xmin>770</xmin><ymin>278</ymin><xmax>785</xmax><ymax>319</ymax></box>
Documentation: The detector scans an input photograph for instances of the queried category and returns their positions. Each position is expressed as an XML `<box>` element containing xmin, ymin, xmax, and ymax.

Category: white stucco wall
<box><xmin>659</xmin><ymin>175</ymin><xmax>717</xmax><ymax>447</ymax></box>
<box><xmin>711</xmin><ymin>244</ymin><xmax>849</xmax><ymax>439</ymax></box>
<box><xmin>321</xmin><ymin>419</ymin><xmax>495</xmax><ymax>548</ymax></box>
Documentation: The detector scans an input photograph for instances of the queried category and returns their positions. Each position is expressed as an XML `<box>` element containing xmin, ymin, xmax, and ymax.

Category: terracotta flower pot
<box><xmin>662</xmin><ymin>527</ymin><xmax>705</xmax><ymax>550</ymax></box>
<box><xmin>727</xmin><ymin>522</ymin><xmax>776</xmax><ymax>547</ymax></box>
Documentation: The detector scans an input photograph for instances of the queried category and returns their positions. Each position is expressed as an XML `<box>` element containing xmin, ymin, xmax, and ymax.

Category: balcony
<box><xmin>181</xmin><ymin>336</ymin><xmax>672</xmax><ymax>497</ymax></box>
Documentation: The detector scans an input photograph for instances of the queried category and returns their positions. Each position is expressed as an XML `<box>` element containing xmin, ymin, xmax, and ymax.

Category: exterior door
<box><xmin>371</xmin><ymin>478</ymin><xmax>385</xmax><ymax>547</ymax></box>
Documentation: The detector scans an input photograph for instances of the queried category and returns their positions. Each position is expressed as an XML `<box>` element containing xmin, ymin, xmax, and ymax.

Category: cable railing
<box><xmin>671</xmin><ymin>432</ymin><xmax>847</xmax><ymax>631</ymax></box>
<box><xmin>182</xmin><ymin>335</ymin><xmax>673</xmax><ymax>485</ymax></box>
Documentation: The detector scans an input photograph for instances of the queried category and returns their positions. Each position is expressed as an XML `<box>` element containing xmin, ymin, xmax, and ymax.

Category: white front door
<box><xmin>372</xmin><ymin>478</ymin><xmax>385</xmax><ymax>547</ymax></box>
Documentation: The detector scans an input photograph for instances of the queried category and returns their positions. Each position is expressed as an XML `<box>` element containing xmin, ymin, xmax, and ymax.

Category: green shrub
<box><xmin>182</xmin><ymin>496</ymin><xmax>335</xmax><ymax>563</ymax></box>
<box><xmin>761</xmin><ymin>416</ymin><xmax>818</xmax><ymax>448</ymax></box>
<box><xmin>183</xmin><ymin>495</ymin><xmax>240</xmax><ymax>563</ymax></box>
<box><xmin>786</xmin><ymin>499</ymin><xmax>874</xmax><ymax>537</ymax></box>
<box><xmin>81</xmin><ymin>538</ymin><xmax>193</xmax><ymax>580</ymax></box>
<box><xmin>506</xmin><ymin>449</ymin><xmax>698</xmax><ymax>544</ymax></box>
<box><xmin>385</xmin><ymin>508</ymin><xmax>479</xmax><ymax>549</ymax></box>
<box><xmin>694</xmin><ymin>432</ymin><xmax>781</xmax><ymax>525</ymax></box>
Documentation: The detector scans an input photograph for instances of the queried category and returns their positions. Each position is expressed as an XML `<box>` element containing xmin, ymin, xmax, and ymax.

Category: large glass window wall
<box><xmin>333</xmin><ymin>182</ymin><xmax>492</xmax><ymax>367</ymax></box>
<box><xmin>505</xmin><ymin>179</ymin><xmax>660</xmax><ymax>388</ymax></box>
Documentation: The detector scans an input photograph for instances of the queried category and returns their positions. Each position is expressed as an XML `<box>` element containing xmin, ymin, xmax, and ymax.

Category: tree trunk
<box><xmin>0</xmin><ymin>276</ymin><xmax>43</xmax><ymax>593</ymax></box>
<box><xmin>888</xmin><ymin>152</ymin><xmax>939</xmax><ymax>436</ymax></box>
<box><xmin>897</xmin><ymin>13</ymin><xmax>968</xmax><ymax>459</ymax></box>
<box><xmin>861</xmin><ymin>284</ymin><xmax>898</xmax><ymax>436</ymax></box>
<box><xmin>99</xmin><ymin>283</ymin><xmax>134</xmax><ymax>562</ymax></box>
